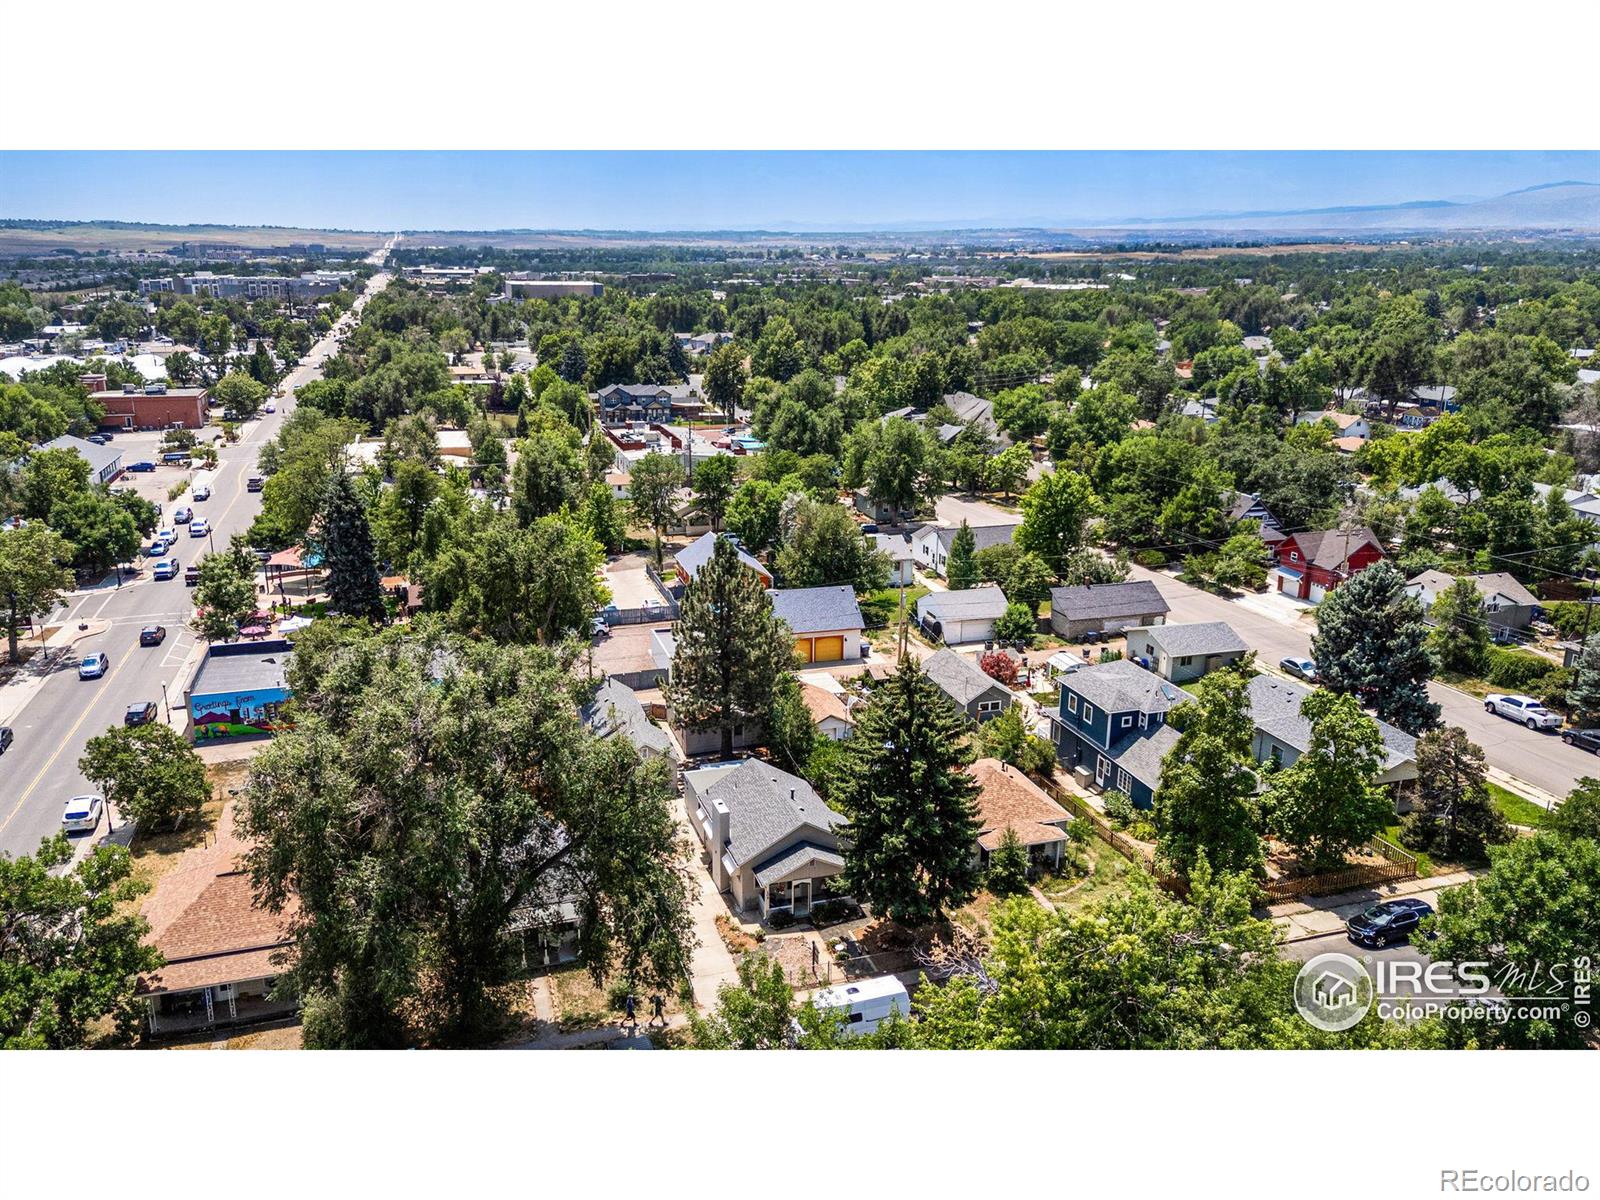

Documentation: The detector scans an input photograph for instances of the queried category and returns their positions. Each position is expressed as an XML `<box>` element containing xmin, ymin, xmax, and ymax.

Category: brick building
<box><xmin>95</xmin><ymin>384</ymin><xmax>211</xmax><ymax>430</ymax></box>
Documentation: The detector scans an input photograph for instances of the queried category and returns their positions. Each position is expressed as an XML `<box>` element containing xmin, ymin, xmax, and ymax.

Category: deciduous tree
<box><xmin>1263</xmin><ymin>690</ymin><xmax>1393</xmax><ymax>871</ymax></box>
<box><xmin>80</xmin><ymin>723</ymin><xmax>210</xmax><ymax>833</ymax></box>
<box><xmin>1153</xmin><ymin>669</ymin><xmax>1263</xmax><ymax>879</ymax></box>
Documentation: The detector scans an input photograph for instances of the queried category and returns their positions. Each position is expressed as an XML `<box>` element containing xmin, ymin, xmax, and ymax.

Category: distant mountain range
<box><xmin>1088</xmin><ymin>181</ymin><xmax>1600</xmax><ymax>234</ymax></box>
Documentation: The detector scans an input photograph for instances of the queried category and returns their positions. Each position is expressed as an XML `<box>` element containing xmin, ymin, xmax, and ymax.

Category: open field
<box><xmin>1007</xmin><ymin>240</ymin><xmax>1402</xmax><ymax>261</ymax></box>
<box><xmin>0</xmin><ymin>222</ymin><xmax>388</xmax><ymax>256</ymax></box>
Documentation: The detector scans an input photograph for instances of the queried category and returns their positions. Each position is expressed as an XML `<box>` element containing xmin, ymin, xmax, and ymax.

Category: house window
<box><xmin>1120</xmin><ymin>715</ymin><xmax>1133</xmax><ymax>729</ymax></box>
<box><xmin>1116</xmin><ymin>769</ymin><xmax>1131</xmax><ymax>793</ymax></box>
<box><xmin>1067</xmin><ymin>695</ymin><xmax>1078</xmax><ymax>714</ymax></box>
<box><xmin>1138</xmin><ymin>713</ymin><xmax>1148</xmax><ymax>729</ymax></box>
<box><xmin>1289</xmin><ymin>551</ymin><xmax>1300</xmax><ymax>563</ymax></box>
<box><xmin>1083</xmin><ymin>704</ymin><xmax>1095</xmax><ymax>722</ymax></box>
<box><xmin>1178</xmin><ymin>655</ymin><xmax>1193</xmax><ymax>666</ymax></box>
<box><xmin>978</xmin><ymin>700</ymin><xmax>1003</xmax><ymax>714</ymax></box>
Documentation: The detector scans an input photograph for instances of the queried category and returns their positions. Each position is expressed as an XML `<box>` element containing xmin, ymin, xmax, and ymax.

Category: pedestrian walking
<box><xmin>624</xmin><ymin>991</ymin><xmax>637</xmax><ymax>1028</ymax></box>
<box><xmin>651</xmin><ymin>993</ymin><xmax>665</xmax><ymax>1026</ymax></box>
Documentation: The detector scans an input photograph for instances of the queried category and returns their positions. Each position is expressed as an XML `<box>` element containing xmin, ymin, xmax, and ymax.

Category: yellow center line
<box><xmin>0</xmin><ymin>654</ymin><xmax>129</xmax><ymax>836</ymax></box>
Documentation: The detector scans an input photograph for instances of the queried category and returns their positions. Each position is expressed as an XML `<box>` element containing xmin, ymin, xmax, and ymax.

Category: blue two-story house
<box><xmin>1047</xmin><ymin>660</ymin><xmax>1193</xmax><ymax>809</ymax></box>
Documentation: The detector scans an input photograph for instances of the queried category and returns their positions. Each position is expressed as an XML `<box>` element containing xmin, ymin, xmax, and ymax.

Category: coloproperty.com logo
<box><xmin>1293</xmin><ymin>952</ymin><xmax>1593</xmax><ymax>1031</ymax></box>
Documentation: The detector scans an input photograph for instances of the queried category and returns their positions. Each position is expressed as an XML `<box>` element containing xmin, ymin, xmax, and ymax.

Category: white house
<box><xmin>1296</xmin><ymin>409</ymin><xmax>1371</xmax><ymax>441</ymax></box>
<box><xmin>911</xmin><ymin>520</ymin><xmax>1020</xmax><ymax>576</ymax></box>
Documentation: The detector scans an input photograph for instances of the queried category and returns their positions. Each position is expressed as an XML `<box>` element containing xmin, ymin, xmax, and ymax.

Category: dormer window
<box><xmin>1289</xmin><ymin>551</ymin><xmax>1300</xmax><ymax>563</ymax></box>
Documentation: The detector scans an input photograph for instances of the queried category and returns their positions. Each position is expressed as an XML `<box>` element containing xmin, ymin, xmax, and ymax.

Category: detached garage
<box><xmin>917</xmin><ymin>585</ymin><xmax>1010</xmax><ymax>645</ymax></box>
<box><xmin>768</xmin><ymin>585</ymin><xmax>865</xmax><ymax>666</ymax></box>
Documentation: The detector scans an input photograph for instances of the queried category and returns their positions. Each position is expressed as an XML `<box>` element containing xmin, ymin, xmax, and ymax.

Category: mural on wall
<box><xmin>190</xmin><ymin>689</ymin><xmax>291</xmax><ymax>739</ymax></box>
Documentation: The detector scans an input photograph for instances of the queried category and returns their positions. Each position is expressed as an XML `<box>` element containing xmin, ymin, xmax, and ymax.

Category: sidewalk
<box><xmin>0</xmin><ymin>619</ymin><xmax>110</xmax><ymax>727</ymax></box>
<box><xmin>1269</xmin><ymin>868</ymin><xmax>1484</xmax><ymax>941</ymax></box>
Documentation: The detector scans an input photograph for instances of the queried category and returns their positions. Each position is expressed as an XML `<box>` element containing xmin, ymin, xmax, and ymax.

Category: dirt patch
<box><xmin>715</xmin><ymin>913</ymin><xmax>758</xmax><ymax>955</ymax></box>
<box><xmin>160</xmin><ymin>1019</ymin><xmax>302</xmax><ymax>1050</ymax></box>
<box><xmin>549</xmin><ymin>964</ymin><xmax>683</xmax><ymax>1033</ymax></box>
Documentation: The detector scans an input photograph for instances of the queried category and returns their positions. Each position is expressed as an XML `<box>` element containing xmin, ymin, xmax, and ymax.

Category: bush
<box><xmin>606</xmin><ymin>980</ymin><xmax>635</xmax><ymax>1011</ymax></box>
<box><xmin>809</xmin><ymin>898</ymin><xmax>860</xmax><ymax>928</ymax></box>
<box><xmin>1133</xmin><ymin>550</ymin><xmax>1167</xmax><ymax>569</ymax></box>
<box><xmin>979</xmin><ymin>650</ymin><xmax>1021</xmax><ymax>686</ymax></box>
<box><xmin>767</xmin><ymin>909</ymin><xmax>796</xmax><ymax>929</ymax></box>
<box><xmin>1541</xmin><ymin>601</ymin><xmax>1592</xmax><ymax>640</ymax></box>
<box><xmin>1103</xmin><ymin>788</ymin><xmax>1134</xmax><ymax>825</ymax></box>
<box><xmin>993</xmin><ymin>601</ymin><xmax>1037</xmax><ymax>643</ymax></box>
<box><xmin>1486</xmin><ymin>647</ymin><xmax>1560</xmax><ymax>691</ymax></box>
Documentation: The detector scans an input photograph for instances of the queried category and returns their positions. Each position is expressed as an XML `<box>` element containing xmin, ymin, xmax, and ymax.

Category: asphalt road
<box><xmin>0</xmin><ymin>265</ymin><xmax>391</xmax><ymax>861</ymax></box>
<box><xmin>1127</xmin><ymin>564</ymin><xmax>1594</xmax><ymax>800</ymax></box>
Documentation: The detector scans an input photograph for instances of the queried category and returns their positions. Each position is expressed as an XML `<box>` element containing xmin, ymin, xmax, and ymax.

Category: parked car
<box><xmin>0</xmin><ymin>726</ymin><xmax>12</xmax><ymax>754</ymax></box>
<box><xmin>590</xmin><ymin>616</ymin><xmax>610</xmax><ymax>638</ymax></box>
<box><xmin>125</xmin><ymin>700</ymin><xmax>157</xmax><ymax>727</ymax></box>
<box><xmin>1561</xmin><ymin>727</ymin><xmax>1600</xmax><ymax>754</ymax></box>
<box><xmin>127</xmin><ymin>460</ymin><xmax>156</xmax><ymax>472</ymax></box>
<box><xmin>139</xmin><ymin>625</ymin><xmax>167</xmax><ymax>646</ymax></box>
<box><xmin>161</xmin><ymin>451</ymin><xmax>190</xmax><ymax>464</ymax></box>
<box><xmin>86</xmin><ymin>433</ymin><xmax>110</xmax><ymax>445</ymax></box>
<box><xmin>192</xmin><ymin>483</ymin><xmax>211</xmax><ymax>501</ymax></box>
<box><xmin>173</xmin><ymin>505</ymin><xmax>192</xmax><ymax>524</ymax></box>
<box><xmin>1485</xmin><ymin>693</ymin><xmax>1562</xmax><ymax>730</ymax></box>
<box><xmin>61</xmin><ymin>794</ymin><xmax>105</xmax><ymax>833</ymax></box>
<box><xmin>189</xmin><ymin>518</ymin><xmax>209</xmax><ymax>538</ymax></box>
<box><xmin>264</xmin><ymin>401</ymin><xmax>276</xmax><ymax>413</ymax></box>
<box><xmin>77</xmin><ymin>652</ymin><xmax>110</xmax><ymax>680</ymax></box>
<box><xmin>1280</xmin><ymin>656</ymin><xmax>1319</xmax><ymax>682</ymax></box>
<box><xmin>246</xmin><ymin>476</ymin><xmax>264</xmax><ymax>492</ymax></box>
<box><xmin>1347</xmin><ymin>898</ymin><xmax>1434</xmax><ymax>948</ymax></box>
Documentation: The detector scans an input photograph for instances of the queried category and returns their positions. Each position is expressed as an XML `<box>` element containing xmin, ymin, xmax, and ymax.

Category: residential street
<box><xmin>0</xmin><ymin>262</ymin><xmax>392</xmax><ymax>862</ymax></box>
<box><xmin>1126</xmin><ymin>564</ymin><xmax>1593</xmax><ymax>801</ymax></box>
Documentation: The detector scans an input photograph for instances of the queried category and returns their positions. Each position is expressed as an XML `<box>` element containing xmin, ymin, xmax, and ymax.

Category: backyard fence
<box><xmin>1257</xmin><ymin>837</ymin><xmax>1418</xmax><ymax>903</ymax></box>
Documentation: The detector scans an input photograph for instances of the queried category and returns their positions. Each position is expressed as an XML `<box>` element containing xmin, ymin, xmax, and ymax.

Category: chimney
<box><xmin>790</xmin><ymin>788</ymin><xmax>796</xmax><ymax>800</ymax></box>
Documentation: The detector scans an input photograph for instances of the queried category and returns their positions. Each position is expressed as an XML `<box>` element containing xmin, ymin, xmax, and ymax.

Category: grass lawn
<box><xmin>1036</xmin><ymin>838</ymin><xmax>1145</xmax><ymax>914</ymax></box>
<box><xmin>548</xmin><ymin>964</ymin><xmax>684</xmax><ymax>1033</ymax></box>
<box><xmin>860</xmin><ymin>584</ymin><xmax>929</xmax><ymax>629</ymax></box>
<box><xmin>1381</xmin><ymin>826</ymin><xmax>1436</xmax><ymax>878</ymax></box>
<box><xmin>1487</xmin><ymin>781</ymin><xmax>1548</xmax><ymax>828</ymax></box>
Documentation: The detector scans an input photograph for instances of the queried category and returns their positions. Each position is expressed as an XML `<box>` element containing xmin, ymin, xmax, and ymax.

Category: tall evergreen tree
<box><xmin>1430</xmin><ymin>575</ymin><xmax>1491</xmax><ymax>676</ymax></box>
<box><xmin>557</xmin><ymin>340</ymin><xmax>587</xmax><ymax>383</ymax></box>
<box><xmin>829</xmin><ymin>657</ymin><xmax>982</xmax><ymax>923</ymax></box>
<box><xmin>1400</xmin><ymin>727</ymin><xmax>1510</xmax><ymax>862</ymax></box>
<box><xmin>321</xmin><ymin>472</ymin><xmax>383</xmax><ymax>618</ymax></box>
<box><xmin>945</xmin><ymin>520</ymin><xmax>978</xmax><ymax>589</ymax></box>
<box><xmin>1565</xmin><ymin>633</ymin><xmax>1600</xmax><ymax>727</ymax></box>
<box><xmin>1153</xmin><ymin>669</ymin><xmax>1263</xmax><ymax>879</ymax></box>
<box><xmin>666</xmin><ymin>537</ymin><xmax>794</xmax><ymax>759</ymax></box>
<box><xmin>1311</xmin><ymin>560</ymin><xmax>1440</xmax><ymax>734</ymax></box>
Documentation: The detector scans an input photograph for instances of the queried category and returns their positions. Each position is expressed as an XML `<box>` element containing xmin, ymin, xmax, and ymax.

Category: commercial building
<box><xmin>95</xmin><ymin>383</ymin><xmax>210</xmax><ymax>430</ymax></box>
<box><xmin>186</xmin><ymin>640</ymin><xmax>293</xmax><ymax>741</ymax></box>
<box><xmin>38</xmin><ymin>433</ymin><xmax>123</xmax><ymax>485</ymax></box>
<box><xmin>503</xmin><ymin>277</ymin><xmax>604</xmax><ymax>300</ymax></box>
<box><xmin>138</xmin><ymin>271</ymin><xmax>353</xmax><ymax>300</ymax></box>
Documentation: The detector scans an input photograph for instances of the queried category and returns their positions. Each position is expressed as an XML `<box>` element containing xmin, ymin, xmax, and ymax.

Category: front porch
<box><xmin>144</xmin><ymin>978</ymin><xmax>298</xmax><ymax>1037</ymax></box>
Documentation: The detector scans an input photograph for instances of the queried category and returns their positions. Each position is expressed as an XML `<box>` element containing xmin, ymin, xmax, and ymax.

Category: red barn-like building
<box><xmin>1270</xmin><ymin>527</ymin><xmax>1384</xmax><ymax>602</ymax></box>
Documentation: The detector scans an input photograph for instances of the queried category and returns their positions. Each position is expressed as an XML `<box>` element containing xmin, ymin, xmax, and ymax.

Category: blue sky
<box><xmin>1</xmin><ymin>151</ymin><xmax>1594</xmax><ymax>231</ymax></box>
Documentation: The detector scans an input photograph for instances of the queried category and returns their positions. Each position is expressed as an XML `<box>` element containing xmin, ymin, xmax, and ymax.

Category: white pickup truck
<box><xmin>1484</xmin><ymin>693</ymin><xmax>1562</xmax><ymax>730</ymax></box>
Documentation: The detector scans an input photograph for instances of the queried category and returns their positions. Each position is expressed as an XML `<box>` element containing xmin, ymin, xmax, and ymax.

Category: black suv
<box><xmin>125</xmin><ymin>701</ymin><xmax>158</xmax><ymax>727</ymax></box>
<box><xmin>1561</xmin><ymin>727</ymin><xmax>1600</xmax><ymax>754</ymax></box>
<box><xmin>0</xmin><ymin>726</ymin><xmax>13</xmax><ymax>754</ymax></box>
<box><xmin>1347</xmin><ymin>898</ymin><xmax>1434</xmax><ymax>948</ymax></box>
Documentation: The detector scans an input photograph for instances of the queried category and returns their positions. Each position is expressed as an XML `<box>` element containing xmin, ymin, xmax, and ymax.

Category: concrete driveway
<box><xmin>934</xmin><ymin>494</ymin><xmax>1019</xmax><ymax>528</ymax></box>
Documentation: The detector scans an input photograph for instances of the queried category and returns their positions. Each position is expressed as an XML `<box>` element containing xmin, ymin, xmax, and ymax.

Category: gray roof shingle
<box><xmin>1050</xmin><ymin>580</ymin><xmax>1170</xmax><ymax>623</ymax></box>
<box><xmin>752</xmin><ymin>842</ymin><xmax>846</xmax><ymax>887</ymax></box>
<box><xmin>1246</xmin><ymin>675</ymin><xmax>1416</xmax><ymax>772</ymax></box>
<box><xmin>1134</xmin><ymin>621</ymin><xmax>1248</xmax><ymax>659</ymax></box>
<box><xmin>922</xmin><ymin>649</ymin><xmax>1011</xmax><ymax>709</ymax></box>
<box><xmin>1066</xmin><ymin>659</ymin><xmax>1193</xmax><ymax>716</ymax></box>
<box><xmin>580</xmin><ymin>677</ymin><xmax>673</xmax><ymax>757</ymax></box>
<box><xmin>918</xmin><ymin>586</ymin><xmax>1010</xmax><ymax>622</ymax></box>
<box><xmin>767</xmin><ymin>585</ymin><xmax>864</xmax><ymax>635</ymax></box>
<box><xmin>687</xmin><ymin>759</ymin><xmax>843</xmax><ymax>869</ymax></box>
<box><xmin>1109</xmin><ymin>723</ymin><xmax>1182</xmax><ymax>792</ymax></box>
<box><xmin>675</xmin><ymin>531</ymin><xmax>770</xmax><ymax>582</ymax></box>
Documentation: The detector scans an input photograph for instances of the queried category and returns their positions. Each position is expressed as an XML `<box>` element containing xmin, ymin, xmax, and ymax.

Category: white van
<box><xmin>803</xmin><ymin>975</ymin><xmax>910</xmax><ymax>1038</ymax></box>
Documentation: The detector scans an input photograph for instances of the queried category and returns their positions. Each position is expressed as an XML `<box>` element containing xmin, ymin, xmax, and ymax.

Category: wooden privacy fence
<box><xmin>1258</xmin><ymin>838</ymin><xmax>1418</xmax><ymax>903</ymax></box>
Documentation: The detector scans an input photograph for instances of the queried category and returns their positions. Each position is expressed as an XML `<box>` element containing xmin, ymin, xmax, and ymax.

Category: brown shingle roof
<box><xmin>967</xmin><ymin>758</ymin><xmax>1069</xmax><ymax>848</ymax></box>
<box><xmin>137</xmin><ymin>802</ymin><xmax>297</xmax><ymax>996</ymax></box>
<box><xmin>799</xmin><ymin>682</ymin><xmax>855</xmax><ymax>728</ymax></box>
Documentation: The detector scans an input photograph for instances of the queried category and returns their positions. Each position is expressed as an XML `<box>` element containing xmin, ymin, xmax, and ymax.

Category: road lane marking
<box><xmin>0</xmin><ymin>654</ymin><xmax>131</xmax><ymax>837</ymax></box>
